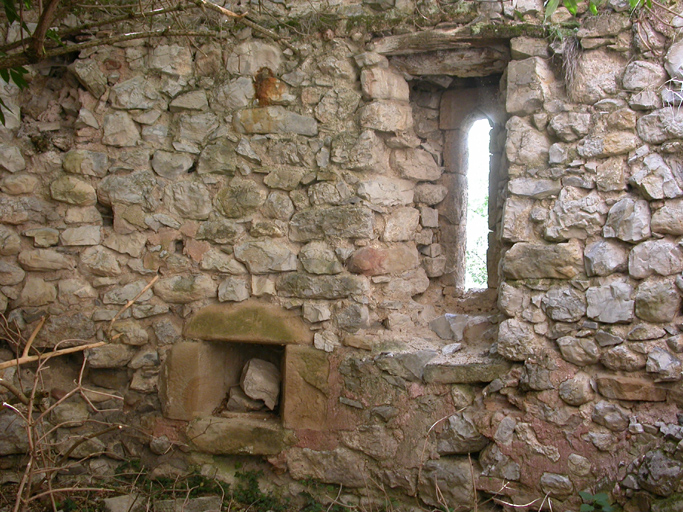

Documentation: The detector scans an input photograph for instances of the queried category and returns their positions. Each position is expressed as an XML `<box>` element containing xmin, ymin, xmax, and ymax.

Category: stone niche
<box><xmin>159</xmin><ymin>301</ymin><xmax>320</xmax><ymax>454</ymax></box>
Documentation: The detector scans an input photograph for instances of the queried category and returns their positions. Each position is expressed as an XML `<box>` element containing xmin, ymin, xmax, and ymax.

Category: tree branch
<box><xmin>28</xmin><ymin>0</ymin><xmax>62</xmax><ymax>61</ymax></box>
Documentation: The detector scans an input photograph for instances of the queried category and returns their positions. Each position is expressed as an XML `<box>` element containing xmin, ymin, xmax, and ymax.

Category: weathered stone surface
<box><xmin>234</xmin><ymin>107</ymin><xmax>318</xmax><ymax>136</ymax></box>
<box><xmin>502</xmin><ymin>197</ymin><xmax>534</xmax><ymax>242</ymax></box>
<box><xmin>215</xmin><ymin>178</ymin><xmax>267</xmax><ymax>218</ymax></box>
<box><xmin>652</xmin><ymin>199</ymin><xmax>683</xmax><ymax>235</ymax></box>
<box><xmin>103</xmin><ymin>280</ymin><xmax>153</xmax><ymax>305</ymax></box>
<box><xmin>287</xmin><ymin>447</ymin><xmax>366</xmax><ymax>487</ymax></box>
<box><xmin>290</xmin><ymin>205</ymin><xmax>374</xmax><ymax>242</ymax></box>
<box><xmin>630</xmin><ymin>240</ymin><xmax>683</xmax><ymax>279</ymax></box>
<box><xmin>60</xmin><ymin>226</ymin><xmax>101</xmax><ymax>246</ymax></box>
<box><xmin>505</xmin><ymin>116</ymin><xmax>550</xmax><ymax>166</ymax></box>
<box><xmin>391</xmin><ymin>148</ymin><xmax>441</xmax><ymax>181</ymax></box>
<box><xmin>666</xmin><ymin>39</ymin><xmax>683</xmax><ymax>80</ymax></box>
<box><xmin>188</xmin><ymin>416</ymin><xmax>293</xmax><ymax>455</ymax></box>
<box><xmin>437</xmin><ymin>412</ymin><xmax>488</xmax><ymax>455</ymax></box>
<box><xmin>623</xmin><ymin>60</ymin><xmax>668</xmax><ymax>91</ymax></box>
<box><xmin>382</xmin><ymin>207</ymin><xmax>420</xmax><ymax>242</ymax></box>
<box><xmin>314</xmin><ymin>88</ymin><xmax>361</xmax><ymax>127</ymax></box>
<box><xmin>153</xmin><ymin>275</ymin><xmax>217</xmax><ymax>303</ymax></box>
<box><xmin>584</xmin><ymin>239</ymin><xmax>628</xmax><ymax>276</ymax></box>
<box><xmin>299</xmin><ymin>241</ymin><xmax>342</xmax><ymax>275</ymax></box>
<box><xmin>63</xmin><ymin>149</ymin><xmax>108</xmax><ymax>177</ymax></box>
<box><xmin>277</xmin><ymin>273</ymin><xmax>368</xmax><ymax>299</ymax></box>
<box><xmin>227</xmin><ymin>41</ymin><xmax>283</xmax><ymax>75</ymax></box>
<box><xmin>506</xmin><ymin>57</ymin><xmax>554</xmax><ymax>116</ymax></box>
<box><xmin>497</xmin><ymin>319</ymin><xmax>540</xmax><ymax>361</ymax></box>
<box><xmin>359</xmin><ymin>100</ymin><xmax>413</xmax><ymax>132</ymax></box>
<box><xmin>50</xmin><ymin>176</ymin><xmax>97</xmax><ymax>206</ymax></box>
<box><xmin>557</xmin><ymin>336</ymin><xmax>599</xmax><ymax>366</ymax></box>
<box><xmin>415</xmin><ymin>183</ymin><xmax>448</xmax><ymax>205</ymax></box>
<box><xmin>638</xmin><ymin>108</ymin><xmax>683</xmax><ymax>143</ymax></box>
<box><xmin>218</xmin><ymin>277</ymin><xmax>250</xmax><ymax>302</ymax></box>
<box><xmin>111</xmin><ymin>76</ymin><xmax>160</xmax><ymax>110</ymax></box>
<box><xmin>570</xmin><ymin>48</ymin><xmax>627</xmax><ymax>103</ymax></box>
<box><xmin>0</xmin><ymin>409</ymin><xmax>28</xmax><ymax>455</ymax></box>
<box><xmin>169</xmin><ymin>90</ymin><xmax>208</xmax><ymax>112</ymax></box>
<box><xmin>200</xmin><ymin>249</ymin><xmax>246</xmax><ymax>274</ymax></box>
<box><xmin>18</xmin><ymin>249</ymin><xmax>75</xmax><ymax>271</ymax></box>
<box><xmin>110</xmin><ymin>320</ymin><xmax>149</xmax><ymax>346</ymax></box>
<box><xmin>361</xmin><ymin>67</ymin><xmax>409</xmax><ymax>101</ymax></box>
<box><xmin>313</xmin><ymin>330</ymin><xmax>340</xmax><ymax>352</ymax></box>
<box><xmin>80</xmin><ymin>246</ymin><xmax>121</xmax><ymax>276</ymax></box>
<box><xmin>70</xmin><ymin>59</ymin><xmax>107</xmax><ymax>98</ymax></box>
<box><xmin>577</xmin><ymin>132</ymin><xmax>640</xmax><ymax>158</ymax></box>
<box><xmin>263</xmin><ymin>167</ymin><xmax>306</xmax><ymax>191</ymax></box>
<box><xmin>596</xmin><ymin>374</ymin><xmax>666</xmax><ymax>401</ymax></box>
<box><xmin>0</xmin><ymin>144</ymin><xmax>25</xmax><ymax>173</ymax></box>
<box><xmin>196</xmin><ymin>141</ymin><xmax>238</xmax><ymax>175</ymax></box>
<box><xmin>603</xmin><ymin>197</ymin><xmax>651</xmax><ymax>243</ymax></box>
<box><xmin>390</xmin><ymin>44</ymin><xmax>508</xmax><ymax>77</ymax></box>
<box><xmin>549</xmin><ymin>112</ymin><xmax>592</xmax><ymax>142</ymax></box>
<box><xmin>646</xmin><ymin>347</ymin><xmax>682</xmax><ymax>381</ymax></box>
<box><xmin>177</xmin><ymin>113</ymin><xmax>219</xmax><ymax>143</ymax></box>
<box><xmin>234</xmin><ymin>240</ymin><xmax>297</xmax><ymax>274</ymax></box>
<box><xmin>347</xmin><ymin>244</ymin><xmax>419</xmax><ymax>276</ymax></box>
<box><xmin>630</xmin><ymin>154</ymin><xmax>683</xmax><ymax>200</ymax></box>
<box><xmin>543</xmin><ymin>287</ymin><xmax>586</xmax><ymax>322</ymax></box>
<box><xmin>103</xmin><ymin>232</ymin><xmax>146</xmax><ymax>257</ymax></box>
<box><xmin>601</xmin><ymin>344</ymin><xmax>646</xmax><ymax>371</ymax></box>
<box><xmin>635</xmin><ymin>280</ymin><xmax>681</xmax><ymax>323</ymax></box>
<box><xmin>163</xmin><ymin>181</ymin><xmax>212</xmax><ymax>221</ymax></box>
<box><xmin>418</xmin><ymin>458</ymin><xmax>475</xmax><ymax>509</ymax></box>
<box><xmin>87</xmin><ymin>344</ymin><xmax>137</xmax><ymax>368</ymax></box>
<box><xmin>559</xmin><ymin>372</ymin><xmax>594</xmax><ymax>406</ymax></box>
<box><xmin>357</xmin><ymin>176</ymin><xmax>414</xmax><ymax>206</ymax></box>
<box><xmin>336</xmin><ymin>130</ymin><xmax>390</xmax><ymax>174</ymax></box>
<box><xmin>1</xmin><ymin>173</ymin><xmax>37</xmax><ymax>195</ymax></box>
<box><xmin>540</xmin><ymin>473</ymin><xmax>573</xmax><ymax>498</ymax></box>
<box><xmin>241</xmin><ymin>358</ymin><xmax>280</xmax><ymax>410</ymax></box>
<box><xmin>185</xmin><ymin>302</ymin><xmax>312</xmax><ymax>344</ymax></box>
<box><xmin>98</xmin><ymin>171</ymin><xmax>158</xmax><ymax>209</ymax></box>
<box><xmin>102</xmin><ymin>111</ymin><xmax>140</xmax><ymax>147</ymax></box>
<box><xmin>215</xmin><ymin>77</ymin><xmax>255</xmax><ymax>111</ymax></box>
<box><xmin>509</xmin><ymin>178</ymin><xmax>560</xmax><ymax>199</ymax></box>
<box><xmin>502</xmin><ymin>240</ymin><xmax>583</xmax><ymax>279</ymax></box>
<box><xmin>637</xmin><ymin>449</ymin><xmax>683</xmax><ymax>496</ymax></box>
<box><xmin>148</xmin><ymin>44</ymin><xmax>192</xmax><ymax>76</ymax></box>
<box><xmin>19</xmin><ymin>276</ymin><xmax>56</xmax><ymax>306</ymax></box>
<box><xmin>196</xmin><ymin>218</ymin><xmax>243</xmax><ymax>244</ymax></box>
<box><xmin>0</xmin><ymin>260</ymin><xmax>25</xmax><ymax>285</ymax></box>
<box><xmin>544</xmin><ymin>188</ymin><xmax>607</xmax><ymax>241</ymax></box>
<box><xmin>151</xmin><ymin>151</ymin><xmax>193</xmax><ymax>178</ymax></box>
<box><xmin>586</xmin><ymin>281</ymin><xmax>634</xmax><ymax>323</ymax></box>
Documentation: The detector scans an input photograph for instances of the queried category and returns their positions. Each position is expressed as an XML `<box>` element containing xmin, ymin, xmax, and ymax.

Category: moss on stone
<box><xmin>184</xmin><ymin>302</ymin><xmax>313</xmax><ymax>344</ymax></box>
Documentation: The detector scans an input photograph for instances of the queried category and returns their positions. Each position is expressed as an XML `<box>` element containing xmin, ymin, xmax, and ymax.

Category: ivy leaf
<box><xmin>545</xmin><ymin>0</ymin><xmax>560</xmax><ymax>19</ymax></box>
<box><xmin>563</xmin><ymin>0</ymin><xmax>578</xmax><ymax>15</ymax></box>
<box><xmin>589</xmin><ymin>0</ymin><xmax>598</xmax><ymax>14</ymax></box>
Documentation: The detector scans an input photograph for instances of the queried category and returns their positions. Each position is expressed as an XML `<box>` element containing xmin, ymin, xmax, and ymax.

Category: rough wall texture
<box><xmin>1</xmin><ymin>0</ymin><xmax>683</xmax><ymax>510</ymax></box>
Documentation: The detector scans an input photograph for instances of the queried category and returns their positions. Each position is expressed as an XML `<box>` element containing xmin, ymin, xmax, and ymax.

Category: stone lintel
<box><xmin>423</xmin><ymin>358</ymin><xmax>511</xmax><ymax>384</ymax></box>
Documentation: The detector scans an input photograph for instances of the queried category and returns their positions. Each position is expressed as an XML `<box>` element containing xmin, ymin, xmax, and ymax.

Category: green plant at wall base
<box><xmin>545</xmin><ymin>0</ymin><xmax>651</xmax><ymax>18</ymax></box>
<box><xmin>579</xmin><ymin>491</ymin><xmax>615</xmax><ymax>512</ymax></box>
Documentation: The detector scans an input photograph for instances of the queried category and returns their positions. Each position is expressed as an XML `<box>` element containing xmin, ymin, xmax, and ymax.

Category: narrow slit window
<box><xmin>465</xmin><ymin>118</ymin><xmax>492</xmax><ymax>290</ymax></box>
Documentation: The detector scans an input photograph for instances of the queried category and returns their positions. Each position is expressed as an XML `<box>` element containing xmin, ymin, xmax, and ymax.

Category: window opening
<box><xmin>465</xmin><ymin>118</ymin><xmax>492</xmax><ymax>290</ymax></box>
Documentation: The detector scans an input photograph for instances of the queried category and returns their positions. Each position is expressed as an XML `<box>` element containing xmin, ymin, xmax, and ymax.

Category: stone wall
<box><xmin>1</xmin><ymin>0</ymin><xmax>683</xmax><ymax>510</ymax></box>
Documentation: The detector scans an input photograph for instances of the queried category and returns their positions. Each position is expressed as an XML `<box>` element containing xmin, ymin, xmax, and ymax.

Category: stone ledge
<box><xmin>423</xmin><ymin>355</ymin><xmax>511</xmax><ymax>384</ymax></box>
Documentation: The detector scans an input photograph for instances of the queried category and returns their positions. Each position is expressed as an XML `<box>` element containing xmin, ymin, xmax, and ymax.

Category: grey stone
<box><xmin>214</xmin><ymin>77</ymin><xmax>254</xmax><ymax>110</ymax></box>
<box><xmin>63</xmin><ymin>150</ymin><xmax>108</xmax><ymax>177</ymax></box>
<box><xmin>502</xmin><ymin>240</ymin><xmax>583</xmax><ymax>279</ymax></box>
<box><xmin>586</xmin><ymin>281</ymin><xmax>634</xmax><ymax>323</ymax></box>
<box><xmin>60</xmin><ymin>226</ymin><xmax>101</xmax><ymax>246</ymax></box>
<box><xmin>623</xmin><ymin>61</ymin><xmax>668</xmax><ymax>91</ymax></box>
<box><xmin>0</xmin><ymin>144</ymin><xmax>24</xmax><ymax>173</ymax></box>
<box><xmin>87</xmin><ymin>344</ymin><xmax>137</xmax><ymax>368</ymax></box>
<box><xmin>302</xmin><ymin>303</ymin><xmax>331</xmax><ymax>323</ymax></box>
<box><xmin>357</xmin><ymin>176</ymin><xmax>414</xmax><ymax>206</ymax></box>
<box><xmin>199</xmin><ymin>249</ymin><xmax>247</xmax><ymax>274</ymax></box>
<box><xmin>50</xmin><ymin>176</ymin><xmax>97</xmax><ymax>206</ymax></box>
<box><xmin>592</xmin><ymin>401</ymin><xmax>629</xmax><ymax>431</ymax></box>
<box><xmin>359</xmin><ymin>100</ymin><xmax>413</xmax><ymax>133</ymax></box>
<box><xmin>418</xmin><ymin>458</ymin><xmax>474</xmax><ymax>509</ymax></box>
<box><xmin>652</xmin><ymin>199</ymin><xmax>683</xmax><ymax>234</ymax></box>
<box><xmin>102</xmin><ymin>111</ymin><xmax>140</xmax><ymax>147</ymax></box>
<box><xmin>666</xmin><ymin>40</ymin><xmax>683</xmax><ymax>80</ymax></box>
<box><xmin>584</xmin><ymin>239</ymin><xmax>628</xmax><ymax>276</ymax></box>
<box><xmin>152</xmin><ymin>320</ymin><xmax>180</xmax><ymax>345</ymax></box>
<box><xmin>241</xmin><ymin>358</ymin><xmax>280</xmax><ymax>410</ymax></box>
<box><xmin>637</xmin><ymin>449</ymin><xmax>683</xmax><ymax>496</ymax></box>
<box><xmin>509</xmin><ymin>178</ymin><xmax>561</xmax><ymax>199</ymax></box>
<box><xmin>596</xmin><ymin>330</ymin><xmax>624</xmax><ymax>346</ymax></box>
<box><xmin>103</xmin><ymin>232</ymin><xmax>146</xmax><ymax>258</ymax></box>
<box><xmin>436</xmin><ymin>412</ymin><xmax>489</xmax><ymax>455</ymax></box>
<box><xmin>502</xmin><ymin>197</ymin><xmax>534</xmax><ymax>242</ymax></box>
<box><xmin>506</xmin><ymin>57</ymin><xmax>555</xmax><ymax>115</ymax></box>
<box><xmin>103</xmin><ymin>280</ymin><xmax>153</xmax><ymax>305</ymax></box>
<box><xmin>635</xmin><ymin>280</ymin><xmax>681</xmax><ymax>323</ymax></box>
<box><xmin>361</xmin><ymin>67</ymin><xmax>409</xmax><ymax>101</ymax></box>
<box><xmin>337</xmin><ymin>304</ymin><xmax>369</xmax><ymax>333</ymax></box>
<box><xmin>510</xmin><ymin>37</ymin><xmax>550</xmax><ymax>59</ymax></box>
<box><xmin>505</xmin><ymin>116</ymin><xmax>550</xmax><ymax>166</ymax></box>
<box><xmin>601</xmin><ymin>344</ymin><xmax>647</xmax><ymax>371</ymax></box>
<box><xmin>556</xmin><ymin>336</ymin><xmax>599</xmax><ymax>366</ymax></box>
<box><xmin>110</xmin><ymin>320</ymin><xmax>149</xmax><ymax>346</ymax></box>
<box><xmin>215</xmin><ymin>178</ymin><xmax>267</xmax><ymax>218</ymax></box>
<box><xmin>98</xmin><ymin>171</ymin><xmax>159</xmax><ymax>210</ymax></box>
<box><xmin>290</xmin><ymin>205</ymin><xmax>374</xmax><ymax>242</ymax></box>
<box><xmin>544</xmin><ymin>188</ymin><xmax>607</xmax><ymax>241</ymax></box>
<box><xmin>299</xmin><ymin>241</ymin><xmax>342</xmax><ymax>275</ymax></box>
<box><xmin>177</xmin><ymin>112</ymin><xmax>219</xmax><ymax>143</ymax></box>
<box><xmin>540</xmin><ymin>473</ymin><xmax>573</xmax><ymax>498</ymax></box>
<box><xmin>543</xmin><ymin>286</ymin><xmax>586</xmax><ymax>322</ymax></box>
<box><xmin>23</xmin><ymin>227</ymin><xmax>59</xmax><ymax>247</ymax></box>
<box><xmin>376</xmin><ymin>350</ymin><xmax>438</xmax><ymax>381</ymax></box>
<box><xmin>264</xmin><ymin>167</ymin><xmax>307</xmax><ymax>191</ymax></box>
<box><xmin>383</xmin><ymin>207</ymin><xmax>420</xmax><ymax>242</ymax></box>
<box><xmin>646</xmin><ymin>347</ymin><xmax>682</xmax><ymax>381</ymax></box>
<box><xmin>559</xmin><ymin>372</ymin><xmax>594</xmax><ymax>406</ymax></box>
<box><xmin>314</xmin><ymin>88</ymin><xmax>362</xmax><ymax>127</ymax></box>
<box><xmin>153</xmin><ymin>275</ymin><xmax>217</xmax><ymax>303</ymax></box>
<box><xmin>549</xmin><ymin>112</ymin><xmax>592</xmax><ymax>142</ymax></box>
<box><xmin>415</xmin><ymin>183</ymin><xmax>448</xmax><ymax>205</ymax></box>
<box><xmin>277</xmin><ymin>273</ymin><xmax>369</xmax><ymax>299</ymax></box>
<box><xmin>196</xmin><ymin>141</ymin><xmax>238</xmax><ymax>175</ymax></box>
<box><xmin>497</xmin><ymin>319</ymin><xmax>540</xmax><ymax>361</ymax></box>
<box><xmin>314</xmin><ymin>330</ymin><xmax>340</xmax><ymax>352</ymax></box>
<box><xmin>263</xmin><ymin>191</ymin><xmax>295</xmax><ymax>220</ymax></box>
<box><xmin>111</xmin><ymin>76</ymin><xmax>160</xmax><ymax>110</ymax></box>
<box><xmin>629</xmin><ymin>240</ymin><xmax>683</xmax><ymax>279</ymax></box>
<box><xmin>148</xmin><ymin>44</ymin><xmax>192</xmax><ymax>76</ymax></box>
<box><xmin>196</xmin><ymin>218</ymin><xmax>243</xmax><ymax>244</ymax></box>
<box><xmin>630</xmin><ymin>154</ymin><xmax>683</xmax><ymax>200</ymax></box>
<box><xmin>570</xmin><ymin>48</ymin><xmax>627</xmax><ymax>103</ymax></box>
<box><xmin>165</xmin><ymin>181</ymin><xmax>212</xmax><ymax>220</ymax></box>
<box><xmin>234</xmin><ymin>107</ymin><xmax>318</xmax><ymax>136</ymax></box>
<box><xmin>1</xmin><ymin>173</ymin><xmax>37</xmax><ymax>195</ymax></box>
<box><xmin>234</xmin><ymin>240</ymin><xmax>297</xmax><ymax>274</ymax></box>
<box><xmin>70</xmin><ymin>59</ymin><xmax>107</xmax><ymax>98</ymax></box>
<box><xmin>226</xmin><ymin>41</ymin><xmax>282</xmax><ymax>75</ymax></box>
<box><xmin>391</xmin><ymin>148</ymin><xmax>441</xmax><ymax>181</ymax></box>
<box><xmin>596</xmin><ymin>156</ymin><xmax>627</xmax><ymax>192</ymax></box>
<box><xmin>18</xmin><ymin>249</ymin><xmax>75</xmax><ymax>271</ymax></box>
<box><xmin>58</xmin><ymin>278</ymin><xmax>97</xmax><ymax>304</ymax></box>
<box><xmin>603</xmin><ymin>197</ymin><xmax>651</xmax><ymax>243</ymax></box>
<box><xmin>218</xmin><ymin>277</ymin><xmax>250</xmax><ymax>302</ymax></box>
<box><xmin>151</xmin><ymin>151</ymin><xmax>194</xmax><ymax>178</ymax></box>
<box><xmin>19</xmin><ymin>276</ymin><xmax>56</xmax><ymax>306</ymax></box>
<box><xmin>169</xmin><ymin>90</ymin><xmax>208</xmax><ymax>112</ymax></box>
<box><xmin>480</xmin><ymin>444</ymin><xmax>521</xmax><ymax>481</ymax></box>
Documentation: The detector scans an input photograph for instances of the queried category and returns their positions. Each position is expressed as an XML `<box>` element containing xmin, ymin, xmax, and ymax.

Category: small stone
<box><xmin>586</xmin><ymin>281</ymin><xmax>634</xmax><ymax>323</ymax></box>
<box><xmin>50</xmin><ymin>176</ymin><xmax>97</xmax><ymax>206</ymax></box>
<box><xmin>218</xmin><ymin>277</ymin><xmax>250</xmax><ymax>302</ymax></box>
<box><xmin>559</xmin><ymin>372</ymin><xmax>594</xmax><ymax>406</ymax></box>
<box><xmin>241</xmin><ymin>358</ymin><xmax>280</xmax><ymax>410</ymax></box>
<box><xmin>646</xmin><ymin>347</ymin><xmax>682</xmax><ymax>381</ymax></box>
<box><xmin>592</xmin><ymin>401</ymin><xmax>629</xmax><ymax>431</ymax></box>
<box><xmin>540</xmin><ymin>473</ymin><xmax>573</xmax><ymax>498</ymax></box>
<box><xmin>556</xmin><ymin>336</ymin><xmax>599</xmax><ymax>366</ymax></box>
<box><xmin>60</xmin><ymin>226</ymin><xmax>101</xmax><ymax>246</ymax></box>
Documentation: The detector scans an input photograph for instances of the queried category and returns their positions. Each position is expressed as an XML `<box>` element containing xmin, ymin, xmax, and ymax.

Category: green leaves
<box><xmin>544</xmin><ymin>0</ymin><xmax>560</xmax><ymax>19</ymax></box>
<box><xmin>578</xmin><ymin>492</ymin><xmax>615</xmax><ymax>512</ymax></box>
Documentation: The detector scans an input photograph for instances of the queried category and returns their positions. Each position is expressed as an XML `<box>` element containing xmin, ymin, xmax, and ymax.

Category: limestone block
<box><xmin>188</xmin><ymin>416</ymin><xmax>294</xmax><ymax>455</ymax></box>
<box><xmin>1</xmin><ymin>173</ymin><xmax>37</xmax><ymax>195</ymax></box>
<box><xmin>287</xmin><ymin>447</ymin><xmax>367</xmax><ymax>487</ymax></box>
<box><xmin>558</xmin><ymin>372</ymin><xmax>594</xmax><ymax>406</ymax></box>
<box><xmin>360</xmin><ymin>67</ymin><xmax>409</xmax><ymax>101</ymax></box>
<box><xmin>241</xmin><ymin>358</ymin><xmax>280</xmax><ymax>410</ymax></box>
<box><xmin>263</xmin><ymin>191</ymin><xmax>295</xmax><ymax>221</ymax></box>
<box><xmin>584</xmin><ymin>239</ymin><xmax>628</xmax><ymax>276</ymax></box>
<box><xmin>110</xmin><ymin>320</ymin><xmax>148</xmax><ymax>346</ymax></box>
<box><xmin>505</xmin><ymin>116</ymin><xmax>550</xmax><ymax>166</ymax></box>
<box><xmin>234</xmin><ymin>107</ymin><xmax>318</xmax><ymax>136</ymax></box>
<box><xmin>570</xmin><ymin>48</ymin><xmax>627</xmax><ymax>103</ymax></box>
<box><xmin>214</xmin><ymin>77</ymin><xmax>255</xmax><ymax>110</ymax></box>
<box><xmin>666</xmin><ymin>39</ymin><xmax>683</xmax><ymax>80</ymax></box>
<box><xmin>506</xmin><ymin>57</ymin><xmax>555</xmax><ymax>116</ymax></box>
<box><xmin>497</xmin><ymin>319</ymin><xmax>540</xmax><ymax>361</ymax></box>
<box><xmin>382</xmin><ymin>207</ymin><xmax>420</xmax><ymax>242</ymax></box>
<box><xmin>19</xmin><ymin>276</ymin><xmax>56</xmax><ymax>306</ymax></box>
<box><xmin>577</xmin><ymin>132</ymin><xmax>640</xmax><ymax>158</ymax></box>
<box><xmin>148</xmin><ymin>44</ymin><xmax>192</xmax><ymax>76</ymax></box>
<box><xmin>169</xmin><ymin>90</ymin><xmax>208</xmax><ymax>112</ymax></box>
<box><xmin>277</xmin><ymin>273</ymin><xmax>369</xmax><ymax>299</ymax></box>
<box><xmin>70</xmin><ymin>59</ymin><xmax>107</xmax><ymax>98</ymax></box>
<box><xmin>234</xmin><ymin>240</ymin><xmax>297</xmax><ymax>274</ymax></box>
<box><xmin>638</xmin><ymin>108</ymin><xmax>683</xmax><ymax>143</ymax></box>
<box><xmin>87</xmin><ymin>344</ymin><xmax>137</xmax><ymax>368</ymax></box>
<box><xmin>215</xmin><ymin>178</ymin><xmax>267</xmax><ymax>218</ymax></box>
<box><xmin>50</xmin><ymin>176</ymin><xmax>97</xmax><ymax>206</ymax></box>
<box><xmin>313</xmin><ymin>330</ymin><xmax>340</xmax><ymax>352</ymax></box>
<box><xmin>151</xmin><ymin>151</ymin><xmax>193</xmax><ymax>178</ymax></box>
<box><xmin>63</xmin><ymin>149</ymin><xmax>108</xmax><ymax>177</ymax></box>
<box><xmin>540</xmin><ymin>473</ymin><xmax>573</xmax><ymax>498</ymax></box>
<box><xmin>18</xmin><ymin>249</ymin><xmax>75</xmax><ymax>271</ymax></box>
<box><xmin>164</xmin><ymin>181</ymin><xmax>211</xmax><ymax>220</ymax></box>
<box><xmin>586</xmin><ymin>281</ymin><xmax>634</xmax><ymax>323</ymax></box>
<box><xmin>423</xmin><ymin>357</ymin><xmax>511</xmax><ymax>384</ymax></box>
<box><xmin>390</xmin><ymin>148</ymin><xmax>441</xmax><ymax>182</ymax></box>
<box><xmin>98</xmin><ymin>171</ymin><xmax>159</xmax><ymax>210</ymax></box>
<box><xmin>102</xmin><ymin>112</ymin><xmax>140</xmax><ymax>147</ymax></box>
<box><xmin>227</xmin><ymin>41</ymin><xmax>283</xmax><ymax>76</ymax></box>
<box><xmin>384</xmin><ymin>267</ymin><xmax>430</xmax><ymax>298</ymax></box>
<box><xmin>347</xmin><ymin>244</ymin><xmax>419</xmax><ymax>276</ymax></box>
<box><xmin>549</xmin><ymin>112</ymin><xmax>592</xmax><ymax>142</ymax></box>
<box><xmin>0</xmin><ymin>144</ymin><xmax>24</xmax><ymax>173</ymax></box>
<box><xmin>153</xmin><ymin>274</ymin><xmax>217</xmax><ymax>303</ymax></box>
<box><xmin>415</xmin><ymin>183</ymin><xmax>448</xmax><ymax>205</ymax></box>
<box><xmin>635</xmin><ymin>279</ymin><xmax>681</xmax><ymax>323</ymax></box>
<box><xmin>200</xmin><ymin>249</ymin><xmax>246</xmax><ymax>274</ymax></box>
<box><xmin>556</xmin><ymin>336</ymin><xmax>599</xmax><ymax>366</ymax></box>
<box><xmin>391</xmin><ymin>45</ymin><xmax>509</xmax><ymax>77</ymax></box>
<box><xmin>596</xmin><ymin>156</ymin><xmax>627</xmax><ymax>192</ymax></box>
<box><xmin>543</xmin><ymin>287</ymin><xmax>586</xmax><ymax>322</ymax></box>
<box><xmin>60</xmin><ymin>226</ymin><xmax>101</xmax><ymax>246</ymax></box>
<box><xmin>218</xmin><ymin>277</ymin><xmax>250</xmax><ymax>302</ymax></box>
<box><xmin>177</xmin><ymin>112</ymin><xmax>219</xmax><ymax>143</ymax></box>
<box><xmin>510</xmin><ymin>37</ymin><xmax>550</xmax><ymax>59</ymax></box>
<box><xmin>314</xmin><ymin>88</ymin><xmax>361</xmax><ymax>127</ymax></box>
<box><xmin>418</xmin><ymin>458</ymin><xmax>475</xmax><ymax>509</ymax></box>
<box><xmin>603</xmin><ymin>196</ymin><xmax>651</xmax><ymax>243</ymax></box>
<box><xmin>302</xmin><ymin>303</ymin><xmax>331</xmax><ymax>323</ymax></box>
<box><xmin>623</xmin><ymin>61</ymin><xmax>668</xmax><ymax>91</ymax></box>
<box><xmin>290</xmin><ymin>205</ymin><xmax>374</xmax><ymax>242</ymax></box>
<box><xmin>629</xmin><ymin>240</ymin><xmax>683</xmax><ymax>279</ymax></box>
<box><xmin>299</xmin><ymin>241</ymin><xmax>342</xmax><ymax>275</ymax></box>
<box><xmin>502</xmin><ymin>240</ymin><xmax>583</xmax><ymax>279</ymax></box>
<box><xmin>110</xmin><ymin>76</ymin><xmax>160</xmax><ymax>110</ymax></box>
<box><xmin>544</xmin><ymin>189</ymin><xmax>608</xmax><ymax>241</ymax></box>
<box><xmin>23</xmin><ymin>227</ymin><xmax>58</xmax><ymax>247</ymax></box>
<box><xmin>601</xmin><ymin>345</ymin><xmax>646</xmax><ymax>371</ymax></box>
<box><xmin>652</xmin><ymin>199</ymin><xmax>683</xmax><ymax>235</ymax></box>
<box><xmin>359</xmin><ymin>100</ymin><xmax>413</xmax><ymax>133</ymax></box>
<box><xmin>196</xmin><ymin>218</ymin><xmax>243</xmax><ymax>244</ymax></box>
<box><xmin>263</xmin><ymin>167</ymin><xmax>307</xmax><ymax>191</ymax></box>
<box><xmin>646</xmin><ymin>347</ymin><xmax>682</xmax><ymax>381</ymax></box>
<box><xmin>630</xmin><ymin>154</ymin><xmax>683</xmax><ymax>200</ymax></box>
